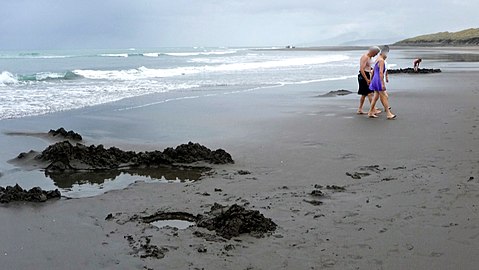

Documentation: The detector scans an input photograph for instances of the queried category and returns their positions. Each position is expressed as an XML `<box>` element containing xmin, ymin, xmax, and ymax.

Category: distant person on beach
<box><xmin>368</xmin><ymin>50</ymin><xmax>396</xmax><ymax>120</ymax></box>
<box><xmin>413</xmin><ymin>58</ymin><xmax>422</xmax><ymax>72</ymax></box>
<box><xmin>357</xmin><ymin>46</ymin><xmax>381</xmax><ymax>115</ymax></box>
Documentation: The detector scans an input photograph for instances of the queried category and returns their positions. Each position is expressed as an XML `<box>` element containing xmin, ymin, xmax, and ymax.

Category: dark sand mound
<box><xmin>388</xmin><ymin>68</ymin><xmax>441</xmax><ymax>74</ymax></box>
<box><xmin>0</xmin><ymin>184</ymin><xmax>61</xmax><ymax>203</ymax></box>
<box><xmin>124</xmin><ymin>204</ymin><xmax>277</xmax><ymax>240</ymax></box>
<box><xmin>196</xmin><ymin>203</ymin><xmax>277</xmax><ymax>239</ymax></box>
<box><xmin>48</xmin><ymin>127</ymin><xmax>83</xmax><ymax>141</ymax></box>
<box><xmin>16</xmin><ymin>141</ymin><xmax>234</xmax><ymax>173</ymax></box>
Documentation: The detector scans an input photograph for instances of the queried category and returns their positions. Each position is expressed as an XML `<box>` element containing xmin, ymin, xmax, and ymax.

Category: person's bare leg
<box><xmin>368</xmin><ymin>93</ymin><xmax>381</xmax><ymax>114</ymax></box>
<box><xmin>378</xmin><ymin>91</ymin><xmax>395</xmax><ymax>119</ymax></box>
<box><xmin>368</xmin><ymin>92</ymin><xmax>380</xmax><ymax>118</ymax></box>
<box><xmin>357</xmin><ymin>95</ymin><xmax>366</xmax><ymax>114</ymax></box>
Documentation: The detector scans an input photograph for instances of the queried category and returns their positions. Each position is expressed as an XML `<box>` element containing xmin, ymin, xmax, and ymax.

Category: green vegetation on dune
<box><xmin>395</xmin><ymin>28</ymin><xmax>479</xmax><ymax>46</ymax></box>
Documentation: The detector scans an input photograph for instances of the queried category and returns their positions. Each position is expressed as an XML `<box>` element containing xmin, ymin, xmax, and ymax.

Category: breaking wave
<box><xmin>73</xmin><ymin>54</ymin><xmax>350</xmax><ymax>81</ymax></box>
<box><xmin>0</xmin><ymin>71</ymin><xmax>81</xmax><ymax>84</ymax></box>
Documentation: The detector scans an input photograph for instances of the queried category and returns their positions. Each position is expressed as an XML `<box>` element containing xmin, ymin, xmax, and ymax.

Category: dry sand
<box><xmin>1</xmin><ymin>71</ymin><xmax>479</xmax><ymax>269</ymax></box>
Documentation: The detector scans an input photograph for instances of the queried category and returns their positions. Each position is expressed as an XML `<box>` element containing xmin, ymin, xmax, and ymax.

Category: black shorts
<box><xmin>358</xmin><ymin>72</ymin><xmax>371</xmax><ymax>96</ymax></box>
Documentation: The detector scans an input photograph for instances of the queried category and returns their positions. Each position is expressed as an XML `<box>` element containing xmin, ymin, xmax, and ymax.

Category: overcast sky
<box><xmin>1</xmin><ymin>0</ymin><xmax>478</xmax><ymax>50</ymax></box>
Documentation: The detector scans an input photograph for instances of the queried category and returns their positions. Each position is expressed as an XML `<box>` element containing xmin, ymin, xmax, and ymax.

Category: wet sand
<box><xmin>1</xmin><ymin>71</ymin><xmax>479</xmax><ymax>269</ymax></box>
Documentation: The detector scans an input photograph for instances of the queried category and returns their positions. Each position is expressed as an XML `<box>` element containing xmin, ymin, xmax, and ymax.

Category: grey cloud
<box><xmin>0</xmin><ymin>0</ymin><xmax>478</xmax><ymax>49</ymax></box>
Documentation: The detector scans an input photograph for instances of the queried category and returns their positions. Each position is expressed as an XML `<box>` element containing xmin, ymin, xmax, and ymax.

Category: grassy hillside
<box><xmin>395</xmin><ymin>28</ymin><xmax>479</xmax><ymax>46</ymax></box>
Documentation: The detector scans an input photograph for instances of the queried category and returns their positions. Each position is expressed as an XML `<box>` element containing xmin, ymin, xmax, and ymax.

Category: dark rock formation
<box><xmin>388</xmin><ymin>68</ymin><xmax>441</xmax><ymax>74</ymax></box>
<box><xmin>0</xmin><ymin>184</ymin><xmax>61</xmax><ymax>203</ymax></box>
<box><xmin>48</xmin><ymin>127</ymin><xmax>82</xmax><ymax>141</ymax></box>
<box><xmin>16</xmin><ymin>141</ymin><xmax>233</xmax><ymax>173</ymax></box>
<box><xmin>317</xmin><ymin>89</ymin><xmax>353</xmax><ymax>97</ymax></box>
<box><xmin>163</xmin><ymin>142</ymin><xmax>233</xmax><ymax>164</ymax></box>
<box><xmin>196</xmin><ymin>203</ymin><xmax>277</xmax><ymax>239</ymax></box>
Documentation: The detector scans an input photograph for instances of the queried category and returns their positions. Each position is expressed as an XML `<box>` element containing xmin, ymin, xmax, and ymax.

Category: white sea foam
<box><xmin>0</xmin><ymin>80</ymin><xmax>200</xmax><ymax>119</ymax></box>
<box><xmin>143</xmin><ymin>53</ymin><xmax>161</xmax><ymax>57</ymax></box>
<box><xmin>164</xmin><ymin>50</ymin><xmax>237</xmax><ymax>57</ymax></box>
<box><xmin>0</xmin><ymin>71</ymin><xmax>18</xmax><ymax>85</ymax></box>
<box><xmin>74</xmin><ymin>55</ymin><xmax>350</xmax><ymax>81</ymax></box>
<box><xmin>0</xmin><ymin>54</ymin><xmax>73</xmax><ymax>59</ymax></box>
<box><xmin>98</xmin><ymin>53</ymin><xmax>129</xmax><ymax>58</ymax></box>
<box><xmin>280</xmin><ymin>75</ymin><xmax>357</xmax><ymax>85</ymax></box>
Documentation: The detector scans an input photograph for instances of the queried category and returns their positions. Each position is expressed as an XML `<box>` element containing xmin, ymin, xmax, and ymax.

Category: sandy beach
<box><xmin>1</xmin><ymin>69</ymin><xmax>479</xmax><ymax>269</ymax></box>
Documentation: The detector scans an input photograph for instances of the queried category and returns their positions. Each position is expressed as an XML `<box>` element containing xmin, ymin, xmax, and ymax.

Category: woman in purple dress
<box><xmin>368</xmin><ymin>50</ymin><xmax>396</xmax><ymax>119</ymax></box>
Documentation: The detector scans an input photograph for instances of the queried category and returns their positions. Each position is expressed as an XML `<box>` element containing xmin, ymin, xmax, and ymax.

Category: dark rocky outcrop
<box><xmin>162</xmin><ymin>142</ymin><xmax>233</xmax><ymax>164</ymax></box>
<box><xmin>16</xmin><ymin>141</ymin><xmax>233</xmax><ymax>173</ymax></box>
<box><xmin>388</xmin><ymin>68</ymin><xmax>441</xmax><ymax>74</ymax></box>
<box><xmin>196</xmin><ymin>203</ymin><xmax>277</xmax><ymax>239</ymax></box>
<box><xmin>0</xmin><ymin>184</ymin><xmax>61</xmax><ymax>203</ymax></box>
<box><xmin>48</xmin><ymin>127</ymin><xmax>82</xmax><ymax>141</ymax></box>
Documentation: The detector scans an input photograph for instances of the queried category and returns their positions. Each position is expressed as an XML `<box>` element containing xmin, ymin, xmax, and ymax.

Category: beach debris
<box><xmin>0</xmin><ymin>184</ymin><xmax>61</xmax><ymax>203</ymax></box>
<box><xmin>224</xmin><ymin>244</ymin><xmax>235</xmax><ymax>251</ymax></box>
<box><xmin>325</xmin><ymin>185</ymin><xmax>346</xmax><ymax>191</ymax></box>
<box><xmin>381</xmin><ymin>177</ymin><xmax>397</xmax><ymax>182</ymax></box>
<box><xmin>124</xmin><ymin>235</ymin><xmax>168</xmax><ymax>259</ymax></box>
<box><xmin>237</xmin><ymin>170</ymin><xmax>251</xmax><ymax>175</ymax></box>
<box><xmin>48</xmin><ymin>127</ymin><xmax>83</xmax><ymax>141</ymax></box>
<box><xmin>193</xmin><ymin>231</ymin><xmax>225</xmax><ymax>242</ymax></box>
<box><xmin>388</xmin><ymin>68</ymin><xmax>441</xmax><ymax>74</ymax></box>
<box><xmin>346</xmin><ymin>172</ymin><xmax>370</xmax><ymax>179</ymax></box>
<box><xmin>311</xmin><ymin>190</ymin><xmax>325</xmax><ymax>197</ymax></box>
<box><xmin>196</xmin><ymin>203</ymin><xmax>277</xmax><ymax>239</ymax></box>
<box><xmin>16</xmin><ymin>141</ymin><xmax>233</xmax><ymax>173</ymax></box>
<box><xmin>358</xmin><ymin>165</ymin><xmax>385</xmax><ymax>173</ymax></box>
<box><xmin>304</xmin><ymin>199</ymin><xmax>323</xmax><ymax>206</ymax></box>
<box><xmin>197</xmin><ymin>245</ymin><xmax>207</xmax><ymax>253</ymax></box>
<box><xmin>316</xmin><ymin>89</ymin><xmax>353</xmax><ymax>97</ymax></box>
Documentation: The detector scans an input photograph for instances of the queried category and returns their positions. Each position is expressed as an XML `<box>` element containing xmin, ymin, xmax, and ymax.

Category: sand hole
<box><xmin>151</xmin><ymin>220</ymin><xmax>195</xmax><ymax>229</ymax></box>
<box><xmin>143</xmin><ymin>212</ymin><xmax>198</xmax><ymax>230</ymax></box>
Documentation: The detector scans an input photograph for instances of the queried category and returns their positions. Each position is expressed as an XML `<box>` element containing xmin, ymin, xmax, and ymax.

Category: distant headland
<box><xmin>394</xmin><ymin>28</ymin><xmax>479</xmax><ymax>46</ymax></box>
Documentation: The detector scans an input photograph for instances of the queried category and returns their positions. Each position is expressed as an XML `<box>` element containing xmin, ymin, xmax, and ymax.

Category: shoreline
<box><xmin>1</xmin><ymin>70</ymin><xmax>479</xmax><ymax>269</ymax></box>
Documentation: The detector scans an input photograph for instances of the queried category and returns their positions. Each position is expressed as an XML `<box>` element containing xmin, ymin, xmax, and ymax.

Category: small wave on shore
<box><xmin>0</xmin><ymin>71</ymin><xmax>81</xmax><ymax>85</ymax></box>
